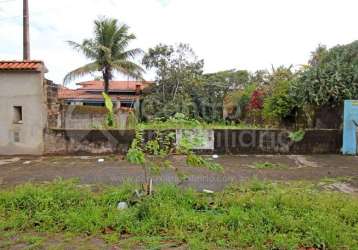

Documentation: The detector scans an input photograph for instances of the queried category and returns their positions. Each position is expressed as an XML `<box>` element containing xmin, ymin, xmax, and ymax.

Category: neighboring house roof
<box><xmin>0</xmin><ymin>60</ymin><xmax>46</xmax><ymax>72</ymax></box>
<box><xmin>76</xmin><ymin>80</ymin><xmax>152</xmax><ymax>91</ymax></box>
<box><xmin>58</xmin><ymin>87</ymin><xmax>79</xmax><ymax>99</ymax></box>
<box><xmin>58</xmin><ymin>80</ymin><xmax>152</xmax><ymax>101</ymax></box>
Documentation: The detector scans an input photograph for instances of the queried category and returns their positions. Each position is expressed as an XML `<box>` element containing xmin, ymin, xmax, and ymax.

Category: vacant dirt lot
<box><xmin>1</xmin><ymin>154</ymin><xmax>358</xmax><ymax>191</ymax></box>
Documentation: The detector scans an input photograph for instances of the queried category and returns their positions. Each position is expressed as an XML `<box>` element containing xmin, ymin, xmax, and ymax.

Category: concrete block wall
<box><xmin>44</xmin><ymin>129</ymin><xmax>342</xmax><ymax>155</ymax></box>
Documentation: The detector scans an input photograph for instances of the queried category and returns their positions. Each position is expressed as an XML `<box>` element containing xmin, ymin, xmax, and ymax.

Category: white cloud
<box><xmin>0</xmin><ymin>0</ymin><xmax>357</xmax><ymax>85</ymax></box>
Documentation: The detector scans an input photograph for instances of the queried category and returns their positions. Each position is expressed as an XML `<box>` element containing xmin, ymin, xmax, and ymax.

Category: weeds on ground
<box><xmin>126</xmin><ymin>126</ymin><xmax>223</xmax><ymax>192</ymax></box>
<box><xmin>1</xmin><ymin>179</ymin><xmax>358</xmax><ymax>249</ymax></box>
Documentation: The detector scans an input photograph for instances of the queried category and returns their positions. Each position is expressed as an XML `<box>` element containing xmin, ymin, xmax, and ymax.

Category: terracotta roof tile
<box><xmin>58</xmin><ymin>80</ymin><xmax>152</xmax><ymax>101</ymax></box>
<box><xmin>58</xmin><ymin>86</ymin><xmax>140</xmax><ymax>101</ymax></box>
<box><xmin>0</xmin><ymin>60</ymin><xmax>44</xmax><ymax>71</ymax></box>
<box><xmin>76</xmin><ymin>80</ymin><xmax>152</xmax><ymax>91</ymax></box>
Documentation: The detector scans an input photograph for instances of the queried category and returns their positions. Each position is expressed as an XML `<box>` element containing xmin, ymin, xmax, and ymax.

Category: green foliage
<box><xmin>1</xmin><ymin>180</ymin><xmax>358</xmax><ymax>249</ymax></box>
<box><xmin>292</xmin><ymin>41</ymin><xmax>358</xmax><ymax>108</ymax></box>
<box><xmin>176</xmin><ymin>129</ymin><xmax>205</xmax><ymax>154</ymax></box>
<box><xmin>64</xmin><ymin>17</ymin><xmax>144</xmax><ymax>93</ymax></box>
<box><xmin>193</xmin><ymin>70</ymin><xmax>250</xmax><ymax>122</ymax></box>
<box><xmin>139</xmin><ymin>113</ymin><xmax>259</xmax><ymax>130</ymax></box>
<box><xmin>177</xmin><ymin>130</ymin><xmax>224</xmax><ymax>173</ymax></box>
<box><xmin>127</xmin><ymin>111</ymin><xmax>138</xmax><ymax>129</ymax></box>
<box><xmin>127</xmin><ymin>118</ymin><xmax>224</xmax><ymax>181</ymax></box>
<box><xmin>263</xmin><ymin>79</ymin><xmax>296</xmax><ymax>121</ymax></box>
<box><xmin>126</xmin><ymin>127</ymin><xmax>177</xmax><ymax>184</ymax></box>
<box><xmin>289</xmin><ymin>130</ymin><xmax>305</xmax><ymax>142</ymax></box>
<box><xmin>102</xmin><ymin>92</ymin><xmax>116</xmax><ymax>128</ymax></box>
<box><xmin>262</xmin><ymin>66</ymin><xmax>297</xmax><ymax>123</ymax></box>
<box><xmin>102</xmin><ymin>92</ymin><xmax>114</xmax><ymax>113</ymax></box>
<box><xmin>142</xmin><ymin>45</ymin><xmax>249</xmax><ymax>122</ymax></box>
<box><xmin>139</xmin><ymin>113</ymin><xmax>201</xmax><ymax>130</ymax></box>
<box><xmin>126</xmin><ymin>147</ymin><xmax>146</xmax><ymax>165</ymax></box>
<box><xmin>230</xmin><ymin>83</ymin><xmax>257</xmax><ymax>119</ymax></box>
<box><xmin>187</xmin><ymin>154</ymin><xmax>223</xmax><ymax>172</ymax></box>
<box><xmin>142</xmin><ymin>44</ymin><xmax>204</xmax><ymax>119</ymax></box>
<box><xmin>126</xmin><ymin>127</ymin><xmax>146</xmax><ymax>165</ymax></box>
<box><xmin>186</xmin><ymin>153</ymin><xmax>206</xmax><ymax>167</ymax></box>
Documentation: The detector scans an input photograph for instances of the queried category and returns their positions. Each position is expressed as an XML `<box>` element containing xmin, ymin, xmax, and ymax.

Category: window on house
<box><xmin>13</xmin><ymin>131</ymin><xmax>20</xmax><ymax>143</ymax></box>
<box><xmin>13</xmin><ymin>106</ymin><xmax>23</xmax><ymax>124</ymax></box>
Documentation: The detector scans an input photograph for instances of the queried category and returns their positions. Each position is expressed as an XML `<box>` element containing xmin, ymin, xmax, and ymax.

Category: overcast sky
<box><xmin>1</xmin><ymin>0</ymin><xmax>357</xmax><ymax>87</ymax></box>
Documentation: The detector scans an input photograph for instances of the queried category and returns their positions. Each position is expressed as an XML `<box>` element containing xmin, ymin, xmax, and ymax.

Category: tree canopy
<box><xmin>142</xmin><ymin>43</ymin><xmax>204</xmax><ymax>119</ymax></box>
<box><xmin>292</xmin><ymin>41</ymin><xmax>358</xmax><ymax>108</ymax></box>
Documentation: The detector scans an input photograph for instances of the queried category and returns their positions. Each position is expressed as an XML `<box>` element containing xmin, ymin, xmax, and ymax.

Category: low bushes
<box><xmin>1</xmin><ymin>180</ymin><xmax>358</xmax><ymax>249</ymax></box>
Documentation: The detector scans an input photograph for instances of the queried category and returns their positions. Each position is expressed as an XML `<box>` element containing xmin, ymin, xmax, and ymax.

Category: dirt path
<box><xmin>1</xmin><ymin>155</ymin><xmax>358</xmax><ymax>191</ymax></box>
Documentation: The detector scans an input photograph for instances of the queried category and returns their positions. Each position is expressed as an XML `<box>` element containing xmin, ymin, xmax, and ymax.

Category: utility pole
<box><xmin>23</xmin><ymin>0</ymin><xmax>30</xmax><ymax>60</ymax></box>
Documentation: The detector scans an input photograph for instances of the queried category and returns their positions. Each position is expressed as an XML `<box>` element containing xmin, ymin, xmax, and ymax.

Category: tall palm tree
<box><xmin>64</xmin><ymin>17</ymin><xmax>144</xmax><ymax>94</ymax></box>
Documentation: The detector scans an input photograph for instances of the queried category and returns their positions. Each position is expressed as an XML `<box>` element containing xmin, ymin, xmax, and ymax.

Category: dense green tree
<box><xmin>292</xmin><ymin>41</ymin><xmax>358</xmax><ymax>107</ymax></box>
<box><xmin>263</xmin><ymin>66</ymin><xmax>297</xmax><ymax>122</ymax></box>
<box><xmin>64</xmin><ymin>17</ymin><xmax>144</xmax><ymax>94</ymax></box>
<box><xmin>192</xmin><ymin>70</ymin><xmax>249</xmax><ymax>121</ymax></box>
<box><xmin>250</xmin><ymin>69</ymin><xmax>270</xmax><ymax>86</ymax></box>
<box><xmin>142</xmin><ymin>43</ymin><xmax>204</xmax><ymax>119</ymax></box>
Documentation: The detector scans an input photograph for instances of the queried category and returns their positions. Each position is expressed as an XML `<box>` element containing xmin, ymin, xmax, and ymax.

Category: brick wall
<box><xmin>45</xmin><ymin>80</ymin><xmax>61</xmax><ymax>128</ymax></box>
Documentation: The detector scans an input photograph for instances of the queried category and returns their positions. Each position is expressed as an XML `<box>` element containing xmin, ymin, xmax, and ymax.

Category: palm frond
<box><xmin>67</xmin><ymin>40</ymin><xmax>97</xmax><ymax>59</ymax></box>
<box><xmin>66</xmin><ymin>17</ymin><xmax>144</xmax><ymax>84</ymax></box>
<box><xmin>63</xmin><ymin>62</ymin><xmax>99</xmax><ymax>84</ymax></box>
<box><xmin>111</xmin><ymin>60</ymin><xmax>145</xmax><ymax>80</ymax></box>
<box><xmin>116</xmin><ymin>48</ymin><xmax>143</xmax><ymax>60</ymax></box>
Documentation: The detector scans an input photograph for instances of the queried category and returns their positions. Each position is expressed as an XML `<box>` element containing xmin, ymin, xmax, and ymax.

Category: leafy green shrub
<box><xmin>102</xmin><ymin>92</ymin><xmax>116</xmax><ymax>128</ymax></box>
<box><xmin>263</xmin><ymin>79</ymin><xmax>296</xmax><ymax>122</ymax></box>
<box><xmin>128</xmin><ymin>113</ymin><xmax>225</xmax><ymax>181</ymax></box>
<box><xmin>292</xmin><ymin>41</ymin><xmax>358</xmax><ymax>108</ymax></box>
<box><xmin>234</xmin><ymin>84</ymin><xmax>257</xmax><ymax>119</ymax></box>
<box><xmin>139</xmin><ymin>113</ymin><xmax>202</xmax><ymax>130</ymax></box>
<box><xmin>126</xmin><ymin>147</ymin><xmax>146</xmax><ymax>165</ymax></box>
<box><xmin>126</xmin><ymin>128</ymin><xmax>145</xmax><ymax>165</ymax></box>
<box><xmin>289</xmin><ymin>130</ymin><xmax>305</xmax><ymax>142</ymax></box>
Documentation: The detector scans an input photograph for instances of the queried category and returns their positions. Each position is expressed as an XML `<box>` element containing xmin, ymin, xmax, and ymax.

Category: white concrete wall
<box><xmin>0</xmin><ymin>72</ymin><xmax>47</xmax><ymax>155</ymax></box>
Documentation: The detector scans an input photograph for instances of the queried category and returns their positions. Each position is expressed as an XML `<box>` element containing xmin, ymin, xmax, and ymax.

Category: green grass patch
<box><xmin>1</xmin><ymin>179</ymin><xmax>358</xmax><ymax>249</ymax></box>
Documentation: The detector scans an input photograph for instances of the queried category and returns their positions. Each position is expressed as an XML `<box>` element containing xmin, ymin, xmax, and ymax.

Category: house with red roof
<box><xmin>0</xmin><ymin>60</ymin><xmax>50</xmax><ymax>155</ymax></box>
<box><xmin>58</xmin><ymin>80</ymin><xmax>152</xmax><ymax>108</ymax></box>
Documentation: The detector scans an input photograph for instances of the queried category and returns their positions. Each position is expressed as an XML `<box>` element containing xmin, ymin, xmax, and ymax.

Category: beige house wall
<box><xmin>0</xmin><ymin>72</ymin><xmax>47</xmax><ymax>155</ymax></box>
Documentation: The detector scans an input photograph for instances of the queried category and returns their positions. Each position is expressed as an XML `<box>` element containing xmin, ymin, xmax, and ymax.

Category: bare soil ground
<box><xmin>1</xmin><ymin>154</ymin><xmax>358</xmax><ymax>192</ymax></box>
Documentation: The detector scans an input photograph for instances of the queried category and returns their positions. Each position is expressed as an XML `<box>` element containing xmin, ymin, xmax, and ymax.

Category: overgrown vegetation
<box><xmin>63</xmin><ymin>16</ymin><xmax>358</xmax><ymax>129</ymax></box>
<box><xmin>140</xmin><ymin>40</ymin><xmax>358</xmax><ymax>129</ymax></box>
<box><xmin>1</xmin><ymin>180</ymin><xmax>358</xmax><ymax>249</ymax></box>
<box><xmin>126</xmin><ymin>122</ymin><xmax>223</xmax><ymax>192</ymax></box>
<box><xmin>138</xmin><ymin>113</ymin><xmax>259</xmax><ymax>130</ymax></box>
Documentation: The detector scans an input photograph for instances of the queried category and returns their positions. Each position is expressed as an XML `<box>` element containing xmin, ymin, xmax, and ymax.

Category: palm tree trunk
<box><xmin>103</xmin><ymin>68</ymin><xmax>110</xmax><ymax>94</ymax></box>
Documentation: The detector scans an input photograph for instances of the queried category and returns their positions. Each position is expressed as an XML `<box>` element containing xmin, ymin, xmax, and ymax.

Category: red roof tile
<box><xmin>76</xmin><ymin>80</ymin><xmax>152</xmax><ymax>91</ymax></box>
<box><xmin>0</xmin><ymin>60</ymin><xmax>45</xmax><ymax>71</ymax></box>
<box><xmin>58</xmin><ymin>80</ymin><xmax>152</xmax><ymax>101</ymax></box>
<box><xmin>58</xmin><ymin>86</ymin><xmax>140</xmax><ymax>101</ymax></box>
<box><xmin>58</xmin><ymin>87</ymin><xmax>79</xmax><ymax>99</ymax></box>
